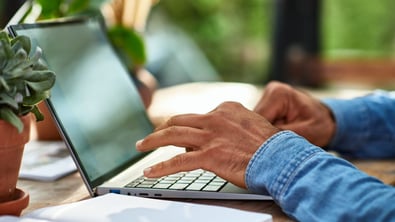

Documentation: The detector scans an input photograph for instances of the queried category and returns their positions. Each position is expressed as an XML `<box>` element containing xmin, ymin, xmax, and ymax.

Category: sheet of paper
<box><xmin>19</xmin><ymin>141</ymin><xmax>76</xmax><ymax>181</ymax></box>
<box><xmin>23</xmin><ymin>194</ymin><xmax>272</xmax><ymax>222</ymax></box>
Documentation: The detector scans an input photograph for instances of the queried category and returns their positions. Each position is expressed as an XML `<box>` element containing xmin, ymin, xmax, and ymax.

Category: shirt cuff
<box><xmin>245</xmin><ymin>130</ymin><xmax>323</xmax><ymax>199</ymax></box>
<box><xmin>321</xmin><ymin>97</ymin><xmax>370</xmax><ymax>155</ymax></box>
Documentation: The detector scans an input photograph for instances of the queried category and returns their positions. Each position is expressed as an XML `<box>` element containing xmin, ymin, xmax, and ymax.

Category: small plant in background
<box><xmin>0</xmin><ymin>31</ymin><xmax>55</xmax><ymax>132</ymax></box>
<box><xmin>31</xmin><ymin>0</ymin><xmax>151</xmax><ymax>72</ymax></box>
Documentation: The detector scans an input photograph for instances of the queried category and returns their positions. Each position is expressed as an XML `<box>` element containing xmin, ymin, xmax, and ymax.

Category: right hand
<box><xmin>136</xmin><ymin>102</ymin><xmax>280</xmax><ymax>188</ymax></box>
<box><xmin>253</xmin><ymin>81</ymin><xmax>336</xmax><ymax>147</ymax></box>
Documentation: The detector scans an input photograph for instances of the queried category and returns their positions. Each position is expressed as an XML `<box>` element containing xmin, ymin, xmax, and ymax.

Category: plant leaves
<box><xmin>25</xmin><ymin>71</ymin><xmax>56</xmax><ymax>92</ymax></box>
<box><xmin>23</xmin><ymin>91</ymin><xmax>51</xmax><ymax>105</ymax></box>
<box><xmin>11</xmin><ymin>35</ymin><xmax>31</xmax><ymax>55</ymax></box>
<box><xmin>68</xmin><ymin>0</ymin><xmax>91</xmax><ymax>14</ymax></box>
<box><xmin>107</xmin><ymin>26</ymin><xmax>146</xmax><ymax>70</ymax></box>
<box><xmin>0</xmin><ymin>92</ymin><xmax>19</xmax><ymax>109</ymax></box>
<box><xmin>36</xmin><ymin>0</ymin><xmax>63</xmax><ymax>19</ymax></box>
<box><xmin>0</xmin><ymin>30</ymin><xmax>56</xmax><ymax>121</ymax></box>
<box><xmin>0</xmin><ymin>108</ymin><xmax>23</xmax><ymax>133</ymax></box>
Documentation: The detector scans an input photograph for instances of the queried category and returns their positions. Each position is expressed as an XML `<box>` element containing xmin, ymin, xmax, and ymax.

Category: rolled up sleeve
<box><xmin>246</xmin><ymin>130</ymin><xmax>395</xmax><ymax>221</ymax></box>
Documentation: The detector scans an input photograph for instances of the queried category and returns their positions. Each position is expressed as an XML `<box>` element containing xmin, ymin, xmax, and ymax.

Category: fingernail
<box><xmin>143</xmin><ymin>167</ymin><xmax>152</xmax><ymax>176</ymax></box>
<box><xmin>136</xmin><ymin>139</ymin><xmax>143</xmax><ymax>150</ymax></box>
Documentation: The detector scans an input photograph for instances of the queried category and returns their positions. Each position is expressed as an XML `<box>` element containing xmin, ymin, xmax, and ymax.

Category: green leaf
<box><xmin>0</xmin><ymin>76</ymin><xmax>10</xmax><ymax>91</ymax></box>
<box><xmin>0</xmin><ymin>32</ymin><xmax>10</xmax><ymax>42</ymax></box>
<box><xmin>25</xmin><ymin>71</ymin><xmax>56</xmax><ymax>92</ymax></box>
<box><xmin>0</xmin><ymin>39</ymin><xmax>14</xmax><ymax>60</ymax></box>
<box><xmin>0</xmin><ymin>108</ymin><xmax>23</xmax><ymax>133</ymax></box>
<box><xmin>68</xmin><ymin>0</ymin><xmax>91</xmax><ymax>14</ymax></box>
<box><xmin>35</xmin><ymin>0</ymin><xmax>63</xmax><ymax>18</ymax></box>
<box><xmin>0</xmin><ymin>92</ymin><xmax>19</xmax><ymax>109</ymax></box>
<box><xmin>23</xmin><ymin>91</ymin><xmax>51</xmax><ymax>106</ymax></box>
<box><xmin>108</xmin><ymin>26</ymin><xmax>147</xmax><ymax>70</ymax></box>
<box><xmin>11</xmin><ymin>36</ymin><xmax>31</xmax><ymax>55</ymax></box>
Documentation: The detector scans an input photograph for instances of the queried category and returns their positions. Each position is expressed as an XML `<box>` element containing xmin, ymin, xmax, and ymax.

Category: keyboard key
<box><xmin>125</xmin><ymin>170</ymin><xmax>227</xmax><ymax>193</ymax></box>
<box><xmin>177</xmin><ymin>178</ymin><xmax>195</xmax><ymax>183</ymax></box>
<box><xmin>153</xmin><ymin>183</ymin><xmax>172</xmax><ymax>189</ymax></box>
<box><xmin>136</xmin><ymin>183</ymin><xmax>155</xmax><ymax>188</ymax></box>
<box><xmin>208</xmin><ymin>181</ymin><xmax>226</xmax><ymax>186</ymax></box>
<box><xmin>194</xmin><ymin>179</ymin><xmax>211</xmax><ymax>184</ymax></box>
<box><xmin>169</xmin><ymin>183</ymin><xmax>189</xmax><ymax>190</ymax></box>
<box><xmin>161</xmin><ymin>178</ymin><xmax>178</xmax><ymax>183</ymax></box>
<box><xmin>203</xmin><ymin>184</ymin><xmax>223</xmax><ymax>192</ymax></box>
<box><xmin>213</xmin><ymin>177</ymin><xmax>226</xmax><ymax>183</ymax></box>
<box><xmin>185</xmin><ymin>183</ymin><xmax>206</xmax><ymax>191</ymax></box>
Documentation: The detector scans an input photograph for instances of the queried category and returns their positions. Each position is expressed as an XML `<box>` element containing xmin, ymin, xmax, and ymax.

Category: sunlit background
<box><xmin>2</xmin><ymin>0</ymin><xmax>395</xmax><ymax>89</ymax></box>
<box><xmin>150</xmin><ymin>0</ymin><xmax>395</xmax><ymax>88</ymax></box>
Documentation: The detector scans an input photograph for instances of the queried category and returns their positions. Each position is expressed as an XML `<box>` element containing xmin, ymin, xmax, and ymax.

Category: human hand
<box><xmin>136</xmin><ymin>102</ymin><xmax>280</xmax><ymax>188</ymax></box>
<box><xmin>254</xmin><ymin>81</ymin><xmax>336</xmax><ymax>147</ymax></box>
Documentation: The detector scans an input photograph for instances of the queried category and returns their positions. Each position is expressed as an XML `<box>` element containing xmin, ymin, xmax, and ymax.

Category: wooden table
<box><xmin>17</xmin><ymin>82</ymin><xmax>395</xmax><ymax>221</ymax></box>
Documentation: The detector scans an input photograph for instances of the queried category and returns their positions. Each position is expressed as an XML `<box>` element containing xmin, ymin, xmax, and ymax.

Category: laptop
<box><xmin>8</xmin><ymin>17</ymin><xmax>271</xmax><ymax>200</ymax></box>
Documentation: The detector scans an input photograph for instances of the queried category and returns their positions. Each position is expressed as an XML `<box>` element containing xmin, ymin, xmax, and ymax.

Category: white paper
<box><xmin>19</xmin><ymin>141</ymin><xmax>76</xmax><ymax>181</ymax></box>
<box><xmin>18</xmin><ymin>194</ymin><xmax>272</xmax><ymax>222</ymax></box>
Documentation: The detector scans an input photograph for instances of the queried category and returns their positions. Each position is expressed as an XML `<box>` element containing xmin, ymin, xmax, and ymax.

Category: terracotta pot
<box><xmin>0</xmin><ymin>188</ymin><xmax>29</xmax><ymax>216</ymax></box>
<box><xmin>35</xmin><ymin>102</ymin><xmax>62</xmax><ymax>141</ymax></box>
<box><xmin>0</xmin><ymin>114</ymin><xmax>31</xmax><ymax>215</ymax></box>
<box><xmin>135</xmin><ymin>68</ymin><xmax>157</xmax><ymax>109</ymax></box>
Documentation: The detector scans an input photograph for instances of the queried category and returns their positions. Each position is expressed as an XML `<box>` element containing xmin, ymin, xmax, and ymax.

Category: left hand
<box><xmin>136</xmin><ymin>102</ymin><xmax>280</xmax><ymax>188</ymax></box>
<box><xmin>253</xmin><ymin>81</ymin><xmax>335</xmax><ymax>147</ymax></box>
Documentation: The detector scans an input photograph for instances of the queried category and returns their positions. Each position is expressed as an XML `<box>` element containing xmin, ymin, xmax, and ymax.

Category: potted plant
<box><xmin>0</xmin><ymin>30</ymin><xmax>55</xmax><ymax>215</ymax></box>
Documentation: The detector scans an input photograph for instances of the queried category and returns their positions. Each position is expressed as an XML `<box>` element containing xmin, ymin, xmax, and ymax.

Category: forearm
<box><xmin>246</xmin><ymin>131</ymin><xmax>395</xmax><ymax>221</ymax></box>
<box><xmin>322</xmin><ymin>91</ymin><xmax>395</xmax><ymax>158</ymax></box>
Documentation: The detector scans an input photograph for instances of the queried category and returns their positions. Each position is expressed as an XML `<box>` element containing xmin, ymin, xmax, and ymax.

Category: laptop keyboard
<box><xmin>126</xmin><ymin>169</ymin><xmax>227</xmax><ymax>192</ymax></box>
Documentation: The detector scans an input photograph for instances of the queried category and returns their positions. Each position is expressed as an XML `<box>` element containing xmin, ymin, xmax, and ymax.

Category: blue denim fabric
<box><xmin>246</xmin><ymin>92</ymin><xmax>395</xmax><ymax>221</ymax></box>
<box><xmin>322</xmin><ymin>91</ymin><xmax>395</xmax><ymax>158</ymax></box>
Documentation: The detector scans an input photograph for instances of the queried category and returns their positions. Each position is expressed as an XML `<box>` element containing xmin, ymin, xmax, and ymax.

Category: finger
<box><xmin>136</xmin><ymin>126</ymin><xmax>207</xmax><ymax>152</ymax></box>
<box><xmin>254</xmin><ymin>94</ymin><xmax>285</xmax><ymax>123</ymax></box>
<box><xmin>143</xmin><ymin>152</ymin><xmax>204</xmax><ymax>178</ymax></box>
<box><xmin>155</xmin><ymin>113</ymin><xmax>206</xmax><ymax>131</ymax></box>
<box><xmin>254</xmin><ymin>82</ymin><xmax>292</xmax><ymax>123</ymax></box>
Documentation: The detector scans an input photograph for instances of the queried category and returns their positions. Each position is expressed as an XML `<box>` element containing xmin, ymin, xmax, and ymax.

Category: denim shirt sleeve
<box><xmin>322</xmin><ymin>91</ymin><xmax>395</xmax><ymax>158</ymax></box>
<box><xmin>246</xmin><ymin>131</ymin><xmax>395</xmax><ymax>221</ymax></box>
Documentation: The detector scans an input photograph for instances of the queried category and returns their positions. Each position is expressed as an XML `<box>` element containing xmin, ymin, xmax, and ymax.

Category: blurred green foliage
<box><xmin>323</xmin><ymin>0</ymin><xmax>395</xmax><ymax>59</ymax></box>
<box><xmin>35</xmin><ymin>0</ymin><xmax>90</xmax><ymax>19</ymax></box>
<box><xmin>155</xmin><ymin>0</ymin><xmax>274</xmax><ymax>83</ymax></box>
<box><xmin>155</xmin><ymin>0</ymin><xmax>395</xmax><ymax>83</ymax></box>
<box><xmin>4</xmin><ymin>0</ymin><xmax>395</xmax><ymax>83</ymax></box>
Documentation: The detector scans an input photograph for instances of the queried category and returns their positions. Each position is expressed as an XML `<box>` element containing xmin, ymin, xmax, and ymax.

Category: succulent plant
<box><xmin>0</xmin><ymin>31</ymin><xmax>55</xmax><ymax>133</ymax></box>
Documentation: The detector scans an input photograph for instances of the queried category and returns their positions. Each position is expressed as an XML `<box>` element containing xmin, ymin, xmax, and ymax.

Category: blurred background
<box><xmin>2</xmin><ymin>0</ymin><xmax>395</xmax><ymax>89</ymax></box>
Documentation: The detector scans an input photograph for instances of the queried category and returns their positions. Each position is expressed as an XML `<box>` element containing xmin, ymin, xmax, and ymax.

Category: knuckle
<box><xmin>172</xmin><ymin>154</ymin><xmax>188</xmax><ymax>168</ymax></box>
<box><xmin>214</xmin><ymin>102</ymin><xmax>244</xmax><ymax>117</ymax></box>
<box><xmin>163</xmin><ymin>126</ymin><xmax>178</xmax><ymax>137</ymax></box>
<box><xmin>220</xmin><ymin>101</ymin><xmax>242</xmax><ymax>109</ymax></box>
<box><xmin>266</xmin><ymin>81</ymin><xmax>290</xmax><ymax>94</ymax></box>
<box><xmin>166</xmin><ymin>116</ymin><xmax>177</xmax><ymax>126</ymax></box>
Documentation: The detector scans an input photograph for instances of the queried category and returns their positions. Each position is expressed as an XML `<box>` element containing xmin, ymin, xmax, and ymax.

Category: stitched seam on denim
<box><xmin>273</xmin><ymin>147</ymin><xmax>321</xmax><ymax>201</ymax></box>
<box><xmin>245</xmin><ymin>131</ymin><xmax>290</xmax><ymax>190</ymax></box>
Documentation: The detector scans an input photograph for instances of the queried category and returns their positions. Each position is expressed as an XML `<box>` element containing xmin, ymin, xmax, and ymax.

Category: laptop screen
<box><xmin>9</xmin><ymin>17</ymin><xmax>154</xmax><ymax>188</ymax></box>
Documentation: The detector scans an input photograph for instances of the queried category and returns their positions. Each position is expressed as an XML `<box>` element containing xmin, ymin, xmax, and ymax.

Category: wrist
<box><xmin>322</xmin><ymin>103</ymin><xmax>336</xmax><ymax>147</ymax></box>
